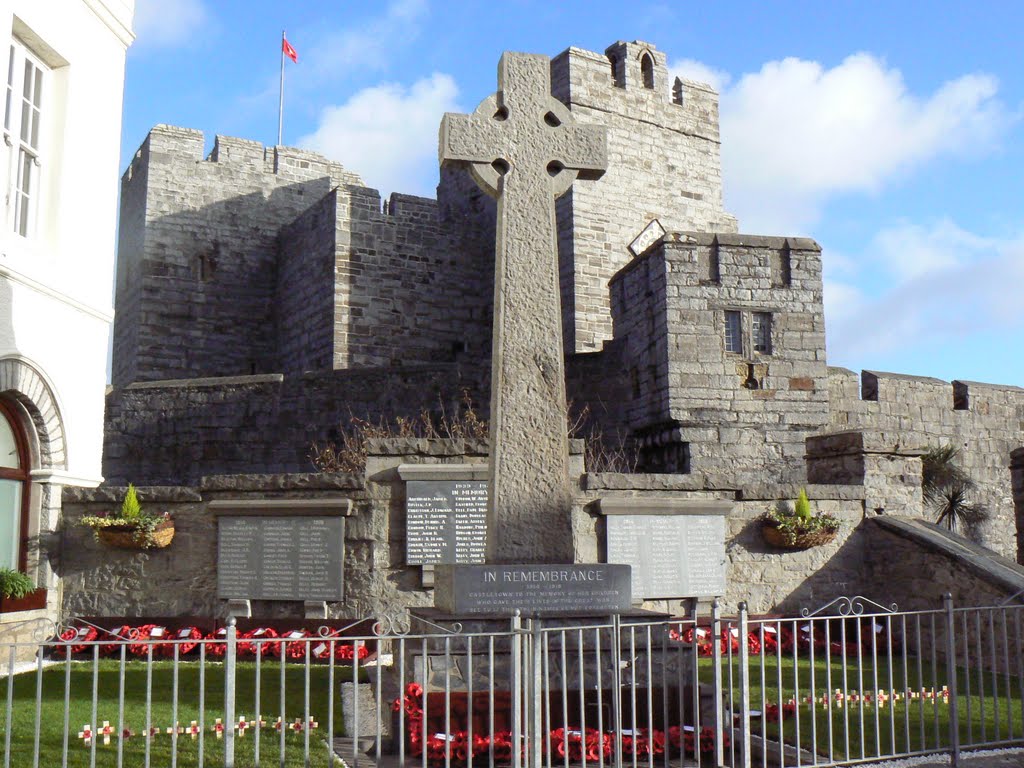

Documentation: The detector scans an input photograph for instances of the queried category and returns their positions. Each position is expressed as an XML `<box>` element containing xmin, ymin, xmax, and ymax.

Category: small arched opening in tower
<box><xmin>640</xmin><ymin>52</ymin><xmax>655</xmax><ymax>89</ymax></box>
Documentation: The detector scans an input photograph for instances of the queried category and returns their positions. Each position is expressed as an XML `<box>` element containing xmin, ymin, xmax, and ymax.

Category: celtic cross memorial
<box><xmin>439</xmin><ymin>52</ymin><xmax>608</xmax><ymax>562</ymax></box>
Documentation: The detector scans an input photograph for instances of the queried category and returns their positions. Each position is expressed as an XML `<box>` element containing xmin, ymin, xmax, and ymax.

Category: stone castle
<box><xmin>67</xmin><ymin>39</ymin><xmax>1024</xmax><ymax>619</ymax></box>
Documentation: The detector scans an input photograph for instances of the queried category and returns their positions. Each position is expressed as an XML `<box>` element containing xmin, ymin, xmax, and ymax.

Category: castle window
<box><xmin>0</xmin><ymin>400</ymin><xmax>30</xmax><ymax>573</ymax></box>
<box><xmin>753</xmin><ymin>312</ymin><xmax>773</xmax><ymax>355</ymax></box>
<box><xmin>4</xmin><ymin>38</ymin><xmax>48</xmax><ymax>238</ymax></box>
<box><xmin>724</xmin><ymin>310</ymin><xmax>742</xmax><ymax>354</ymax></box>
<box><xmin>640</xmin><ymin>53</ymin><xmax>655</xmax><ymax>89</ymax></box>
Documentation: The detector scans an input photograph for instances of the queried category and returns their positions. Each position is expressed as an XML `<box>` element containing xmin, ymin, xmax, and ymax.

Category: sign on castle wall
<box><xmin>605</xmin><ymin>512</ymin><xmax>726</xmax><ymax>600</ymax></box>
<box><xmin>628</xmin><ymin>219</ymin><xmax>667</xmax><ymax>257</ymax></box>
<box><xmin>406</xmin><ymin>480</ymin><xmax>488</xmax><ymax>564</ymax></box>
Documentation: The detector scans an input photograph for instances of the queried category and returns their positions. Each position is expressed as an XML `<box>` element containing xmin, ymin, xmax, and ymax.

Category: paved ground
<box><xmin>858</xmin><ymin>748</ymin><xmax>1024</xmax><ymax>767</ymax></box>
<box><xmin>0</xmin><ymin>658</ymin><xmax>59</xmax><ymax>677</ymax></box>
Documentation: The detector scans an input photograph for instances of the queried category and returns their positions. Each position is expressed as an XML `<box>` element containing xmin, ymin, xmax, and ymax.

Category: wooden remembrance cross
<box><xmin>439</xmin><ymin>53</ymin><xmax>608</xmax><ymax>562</ymax></box>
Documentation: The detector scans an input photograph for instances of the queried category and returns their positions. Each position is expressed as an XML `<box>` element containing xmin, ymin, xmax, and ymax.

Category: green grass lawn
<box><xmin>0</xmin><ymin>658</ymin><xmax>367</xmax><ymax>767</ymax></box>
<box><xmin>706</xmin><ymin>654</ymin><xmax>1024</xmax><ymax>762</ymax></box>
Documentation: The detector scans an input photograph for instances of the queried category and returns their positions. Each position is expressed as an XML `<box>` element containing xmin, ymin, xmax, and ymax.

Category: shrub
<box><xmin>0</xmin><ymin>567</ymin><xmax>34</xmax><ymax>600</ymax></box>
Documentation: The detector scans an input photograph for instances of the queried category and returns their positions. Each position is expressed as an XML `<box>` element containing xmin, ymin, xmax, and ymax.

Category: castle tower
<box><xmin>550</xmin><ymin>41</ymin><xmax>738</xmax><ymax>353</ymax></box>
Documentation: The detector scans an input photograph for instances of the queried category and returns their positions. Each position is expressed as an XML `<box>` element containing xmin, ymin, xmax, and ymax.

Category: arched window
<box><xmin>640</xmin><ymin>53</ymin><xmax>655</xmax><ymax>89</ymax></box>
<box><xmin>0</xmin><ymin>400</ymin><xmax>30</xmax><ymax>572</ymax></box>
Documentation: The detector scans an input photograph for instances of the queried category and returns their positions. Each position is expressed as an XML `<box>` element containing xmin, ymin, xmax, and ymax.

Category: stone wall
<box><xmin>574</xmin><ymin>473</ymin><xmax>869</xmax><ymax>615</ymax></box>
<box><xmin>336</xmin><ymin>191</ymin><xmax>490</xmax><ymax>370</ymax></box>
<box><xmin>112</xmin><ymin>126</ymin><xmax>364</xmax><ymax>386</ymax></box>
<box><xmin>862</xmin><ymin>517</ymin><xmax>1022</xmax><ymax>611</ymax></box>
<box><xmin>61</xmin><ymin>476</ymin><xmax>363</xmax><ymax>619</ymax></box>
<box><xmin>550</xmin><ymin>41</ymin><xmax>738</xmax><ymax>353</ymax></box>
<box><xmin>67</xmin><ymin>437</ymin><xmax>1024</xmax><ymax>622</ymax></box>
<box><xmin>102</xmin><ymin>367</ymin><xmax>490</xmax><ymax>485</ymax></box>
<box><xmin>607</xmin><ymin>233</ymin><xmax>828</xmax><ymax>484</ymax></box>
<box><xmin>829</xmin><ymin>369</ymin><xmax>1024</xmax><ymax>560</ymax></box>
<box><xmin>277</xmin><ymin>190</ymin><xmax>338</xmax><ymax>373</ymax></box>
<box><xmin>65</xmin><ymin>441</ymin><xmax>498</xmax><ymax>620</ymax></box>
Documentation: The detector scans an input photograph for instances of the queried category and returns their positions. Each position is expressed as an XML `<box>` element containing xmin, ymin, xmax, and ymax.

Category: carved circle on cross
<box><xmin>464</xmin><ymin>93</ymin><xmax>582</xmax><ymax>199</ymax></box>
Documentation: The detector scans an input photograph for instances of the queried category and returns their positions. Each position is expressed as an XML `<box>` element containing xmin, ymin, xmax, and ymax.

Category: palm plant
<box><xmin>922</xmin><ymin>446</ymin><xmax>988</xmax><ymax>535</ymax></box>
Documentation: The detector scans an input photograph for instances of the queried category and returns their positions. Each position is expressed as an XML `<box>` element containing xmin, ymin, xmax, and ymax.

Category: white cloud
<box><xmin>718</xmin><ymin>54</ymin><xmax>1008</xmax><ymax>234</ymax></box>
<box><xmin>133</xmin><ymin>0</ymin><xmax>207</xmax><ymax>48</ymax></box>
<box><xmin>668</xmin><ymin>59</ymin><xmax>731</xmax><ymax>93</ymax></box>
<box><xmin>826</xmin><ymin>220</ymin><xmax>1024</xmax><ymax>361</ymax></box>
<box><xmin>298</xmin><ymin>73</ymin><xmax>460</xmax><ymax>198</ymax></box>
<box><xmin>868</xmin><ymin>219</ymin><xmax>993</xmax><ymax>281</ymax></box>
<box><xmin>304</xmin><ymin>0</ymin><xmax>428</xmax><ymax>80</ymax></box>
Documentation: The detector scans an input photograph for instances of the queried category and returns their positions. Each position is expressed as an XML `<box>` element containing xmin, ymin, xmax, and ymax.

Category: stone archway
<box><xmin>0</xmin><ymin>356</ymin><xmax>67</xmax><ymax>470</ymax></box>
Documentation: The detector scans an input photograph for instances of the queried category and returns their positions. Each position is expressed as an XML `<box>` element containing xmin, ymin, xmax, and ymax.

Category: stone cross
<box><xmin>439</xmin><ymin>53</ymin><xmax>608</xmax><ymax>562</ymax></box>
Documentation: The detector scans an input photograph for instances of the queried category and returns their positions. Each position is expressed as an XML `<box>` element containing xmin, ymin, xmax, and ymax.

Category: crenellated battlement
<box><xmin>829</xmin><ymin>368</ymin><xmax>1024</xmax><ymax>416</ymax></box>
<box><xmin>122</xmin><ymin>125</ymin><xmax>365</xmax><ymax>189</ymax></box>
<box><xmin>550</xmin><ymin>41</ymin><xmax>722</xmax><ymax>141</ymax></box>
<box><xmin>611</xmin><ymin>231</ymin><xmax>822</xmax><ymax>291</ymax></box>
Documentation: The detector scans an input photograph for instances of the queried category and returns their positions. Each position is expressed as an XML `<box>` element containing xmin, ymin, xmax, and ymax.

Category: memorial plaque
<box><xmin>435</xmin><ymin>564</ymin><xmax>632</xmax><ymax>616</ymax></box>
<box><xmin>406</xmin><ymin>480</ymin><xmax>488</xmax><ymax>564</ymax></box>
<box><xmin>217</xmin><ymin>516</ymin><xmax>344</xmax><ymax>601</ymax></box>
<box><xmin>606</xmin><ymin>515</ymin><xmax>726</xmax><ymax>600</ymax></box>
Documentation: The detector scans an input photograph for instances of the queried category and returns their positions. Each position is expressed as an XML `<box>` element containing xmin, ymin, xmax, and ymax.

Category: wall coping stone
<box><xmin>596</xmin><ymin>498</ymin><xmax>732</xmax><ymax>516</ymax></box>
<box><xmin>207</xmin><ymin>498</ymin><xmax>354</xmax><ymax>516</ymax></box>
<box><xmin>199</xmin><ymin>473</ymin><xmax>362</xmax><ymax>492</ymax></box>
<box><xmin>124</xmin><ymin>374</ymin><xmax>284</xmax><ymax>391</ymax></box>
<box><xmin>365</xmin><ymin>438</ymin><xmax>583</xmax><ymax>457</ymax></box>
<box><xmin>806</xmin><ymin>431</ymin><xmax>928</xmax><ymax>458</ymax></box>
<box><xmin>738</xmin><ymin>483</ymin><xmax>866</xmax><ymax>502</ymax></box>
<box><xmin>62</xmin><ymin>485</ymin><xmax>203</xmax><ymax>504</ymax></box>
<box><xmin>397</xmin><ymin>464</ymin><xmax>488</xmax><ymax>481</ymax></box>
<box><xmin>863</xmin><ymin>370</ymin><xmax>948</xmax><ymax>386</ymax></box>
<box><xmin>667</xmin><ymin>232</ymin><xmax>820</xmax><ymax>251</ymax></box>
<box><xmin>953</xmin><ymin>379</ymin><xmax>1024</xmax><ymax>394</ymax></box>
<box><xmin>827</xmin><ymin>366</ymin><xmax>857</xmax><ymax>377</ymax></box>
<box><xmin>871</xmin><ymin>516</ymin><xmax>1024</xmax><ymax>596</ymax></box>
<box><xmin>583</xmin><ymin>472</ymin><xmax>727</xmax><ymax>492</ymax></box>
<box><xmin>297</xmin><ymin>362</ymin><xmax>463</xmax><ymax>383</ymax></box>
<box><xmin>365</xmin><ymin>438</ymin><xmax>490</xmax><ymax>457</ymax></box>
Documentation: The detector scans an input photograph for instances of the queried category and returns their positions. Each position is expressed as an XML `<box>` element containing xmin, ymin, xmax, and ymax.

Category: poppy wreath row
<box><xmin>392</xmin><ymin>684</ymin><xmax>729</xmax><ymax>764</ymax></box>
<box><xmin>54</xmin><ymin>624</ymin><xmax>370</xmax><ymax>662</ymax></box>
<box><xmin>669</xmin><ymin>622</ymin><xmax>900</xmax><ymax>658</ymax></box>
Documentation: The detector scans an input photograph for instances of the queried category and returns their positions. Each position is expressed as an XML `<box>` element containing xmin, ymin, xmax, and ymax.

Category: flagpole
<box><xmin>278</xmin><ymin>29</ymin><xmax>285</xmax><ymax>146</ymax></box>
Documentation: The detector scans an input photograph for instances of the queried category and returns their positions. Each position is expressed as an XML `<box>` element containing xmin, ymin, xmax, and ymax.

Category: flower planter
<box><xmin>96</xmin><ymin>518</ymin><xmax>175</xmax><ymax>549</ymax></box>
<box><xmin>761</xmin><ymin>521</ymin><xmax>837</xmax><ymax>550</ymax></box>
<box><xmin>0</xmin><ymin>587</ymin><xmax>47</xmax><ymax>613</ymax></box>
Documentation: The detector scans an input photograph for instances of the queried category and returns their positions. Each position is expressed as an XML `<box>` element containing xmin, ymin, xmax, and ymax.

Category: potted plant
<box><xmin>80</xmin><ymin>484</ymin><xmax>174</xmax><ymax>549</ymax></box>
<box><xmin>0</xmin><ymin>567</ymin><xmax>46</xmax><ymax>612</ymax></box>
<box><xmin>760</xmin><ymin>488</ymin><xmax>839</xmax><ymax>550</ymax></box>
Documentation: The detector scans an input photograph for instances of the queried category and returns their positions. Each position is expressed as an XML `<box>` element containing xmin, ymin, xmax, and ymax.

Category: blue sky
<box><xmin>123</xmin><ymin>0</ymin><xmax>1024</xmax><ymax>387</ymax></box>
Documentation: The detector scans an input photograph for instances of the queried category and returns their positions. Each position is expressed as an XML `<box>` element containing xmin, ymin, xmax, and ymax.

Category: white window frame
<box><xmin>752</xmin><ymin>311</ymin><xmax>773</xmax><ymax>355</ymax></box>
<box><xmin>724</xmin><ymin>310</ymin><xmax>743</xmax><ymax>354</ymax></box>
<box><xmin>3</xmin><ymin>37</ymin><xmax>48</xmax><ymax>239</ymax></box>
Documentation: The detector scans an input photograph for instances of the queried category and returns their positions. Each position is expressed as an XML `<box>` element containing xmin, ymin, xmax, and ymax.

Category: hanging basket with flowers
<box><xmin>760</xmin><ymin>488</ymin><xmax>839</xmax><ymax>550</ymax></box>
<box><xmin>80</xmin><ymin>484</ymin><xmax>175</xmax><ymax>550</ymax></box>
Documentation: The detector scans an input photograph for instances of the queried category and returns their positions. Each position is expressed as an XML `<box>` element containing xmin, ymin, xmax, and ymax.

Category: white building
<box><xmin>0</xmin><ymin>0</ymin><xmax>133</xmax><ymax>625</ymax></box>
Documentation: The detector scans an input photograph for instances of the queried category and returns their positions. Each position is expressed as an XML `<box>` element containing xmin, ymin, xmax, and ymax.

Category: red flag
<box><xmin>282</xmin><ymin>37</ymin><xmax>298</xmax><ymax>63</ymax></box>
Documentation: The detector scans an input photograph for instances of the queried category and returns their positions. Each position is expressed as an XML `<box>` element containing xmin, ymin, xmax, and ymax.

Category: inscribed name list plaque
<box><xmin>606</xmin><ymin>515</ymin><xmax>726</xmax><ymax>600</ymax></box>
<box><xmin>406</xmin><ymin>480</ymin><xmax>487</xmax><ymax>564</ymax></box>
<box><xmin>217</xmin><ymin>516</ymin><xmax>344</xmax><ymax>601</ymax></box>
<box><xmin>435</xmin><ymin>564</ymin><xmax>632</xmax><ymax>616</ymax></box>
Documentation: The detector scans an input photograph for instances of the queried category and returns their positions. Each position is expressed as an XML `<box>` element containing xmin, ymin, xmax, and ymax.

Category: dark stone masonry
<box><xmin>68</xmin><ymin>38</ymin><xmax>1024</xmax><ymax>621</ymax></box>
